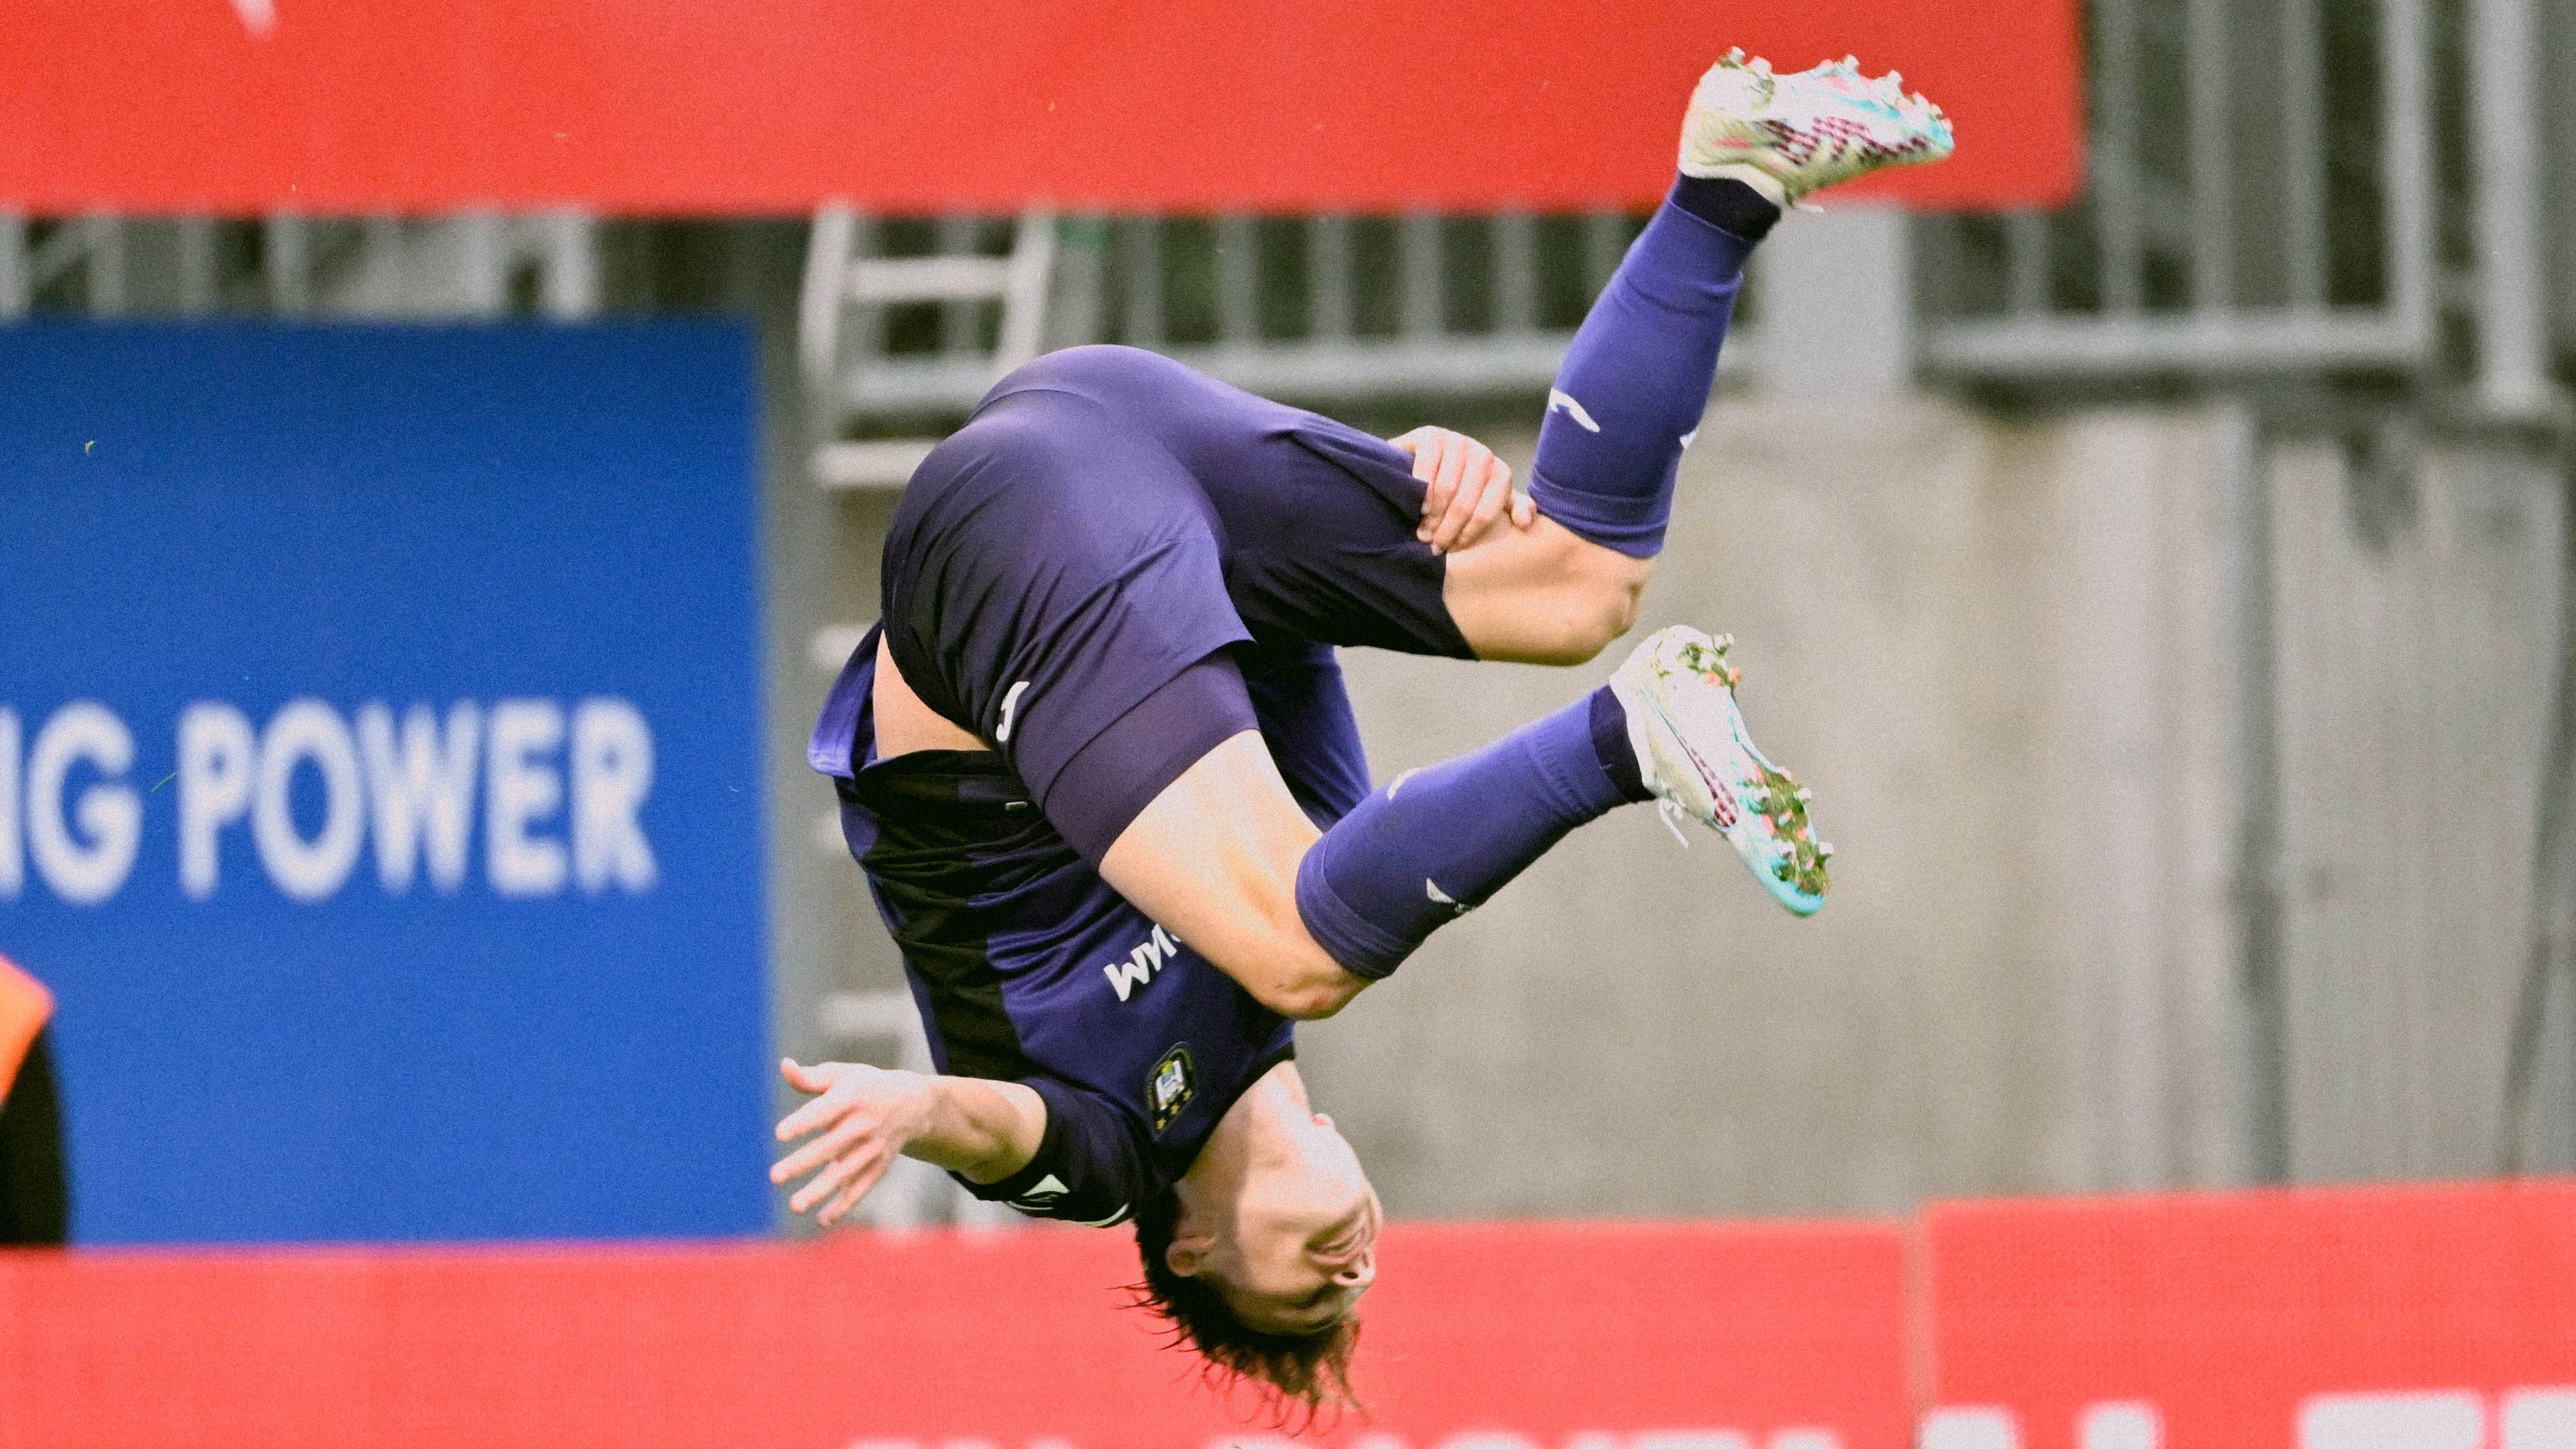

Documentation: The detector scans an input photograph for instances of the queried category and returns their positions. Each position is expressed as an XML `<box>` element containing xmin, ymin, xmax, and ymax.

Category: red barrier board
<box><xmin>0</xmin><ymin>1</ymin><xmax>2080</xmax><ymax>214</ymax></box>
<box><xmin>0</xmin><ymin>1219</ymin><xmax>1912</xmax><ymax>1449</ymax></box>
<box><xmin>1922</xmin><ymin>1181</ymin><xmax>2576</xmax><ymax>1449</ymax></box>
<box><xmin>15</xmin><ymin>1185</ymin><xmax>2576</xmax><ymax>1445</ymax></box>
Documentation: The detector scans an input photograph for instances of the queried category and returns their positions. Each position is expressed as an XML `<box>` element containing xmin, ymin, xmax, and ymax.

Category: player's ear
<box><xmin>1164</xmin><ymin>1231</ymin><xmax>1213</xmax><ymax>1277</ymax></box>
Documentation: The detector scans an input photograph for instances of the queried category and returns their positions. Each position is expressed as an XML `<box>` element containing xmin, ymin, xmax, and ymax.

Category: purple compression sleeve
<box><xmin>1526</xmin><ymin>184</ymin><xmax>1763</xmax><ymax>558</ymax></box>
<box><xmin>1046</xmin><ymin>651</ymin><xmax>1258</xmax><ymax>864</ymax></box>
<box><xmin>1293</xmin><ymin>687</ymin><xmax>1651</xmax><ymax>980</ymax></box>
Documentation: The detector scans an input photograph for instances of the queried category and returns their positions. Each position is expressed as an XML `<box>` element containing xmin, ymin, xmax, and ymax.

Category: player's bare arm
<box><xmin>770</xmin><ymin>1058</ymin><xmax>1046</xmax><ymax>1225</ymax></box>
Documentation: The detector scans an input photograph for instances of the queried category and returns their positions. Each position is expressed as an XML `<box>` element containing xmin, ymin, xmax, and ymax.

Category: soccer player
<box><xmin>775</xmin><ymin>52</ymin><xmax>1951</xmax><ymax>1410</ymax></box>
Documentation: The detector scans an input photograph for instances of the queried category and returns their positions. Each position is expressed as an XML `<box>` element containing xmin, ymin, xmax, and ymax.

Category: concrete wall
<box><xmin>1300</xmin><ymin>403</ymin><xmax>2259</xmax><ymax>1217</ymax></box>
<box><xmin>2270</xmin><ymin>430</ymin><xmax>2570</xmax><ymax>1179</ymax></box>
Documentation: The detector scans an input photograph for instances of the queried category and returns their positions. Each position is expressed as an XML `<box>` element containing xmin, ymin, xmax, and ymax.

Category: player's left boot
<box><xmin>1679</xmin><ymin>49</ymin><xmax>1955</xmax><ymax>208</ymax></box>
<box><xmin>1609</xmin><ymin>624</ymin><xmax>1830</xmax><ymax>916</ymax></box>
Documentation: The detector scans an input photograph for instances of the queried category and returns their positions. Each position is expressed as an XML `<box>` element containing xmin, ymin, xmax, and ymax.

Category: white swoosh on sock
<box><xmin>1548</xmin><ymin>389</ymin><xmax>1602</xmax><ymax>433</ymax></box>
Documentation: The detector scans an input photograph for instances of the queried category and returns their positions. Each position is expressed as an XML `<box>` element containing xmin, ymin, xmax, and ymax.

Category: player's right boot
<box><xmin>1679</xmin><ymin>49</ymin><xmax>1955</xmax><ymax>207</ymax></box>
<box><xmin>1609</xmin><ymin>624</ymin><xmax>1830</xmax><ymax>917</ymax></box>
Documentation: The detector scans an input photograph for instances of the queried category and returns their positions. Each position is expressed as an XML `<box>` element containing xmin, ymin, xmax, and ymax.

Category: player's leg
<box><xmin>1438</xmin><ymin>180</ymin><xmax>1762</xmax><ymax>665</ymax></box>
<box><xmin>1439</xmin><ymin>194</ymin><xmax>1773</xmax><ymax>664</ymax></box>
<box><xmin>1239</xmin><ymin>641</ymin><xmax>1373</xmax><ymax>829</ymax></box>
<box><xmin>1104</xmin><ymin>627</ymin><xmax>1845</xmax><ymax>1022</ymax></box>
<box><xmin>1098</xmin><ymin>679</ymin><xmax>1644</xmax><ymax>1015</ymax></box>
<box><xmin>1446</xmin><ymin>53</ymin><xmax>1953</xmax><ymax>666</ymax></box>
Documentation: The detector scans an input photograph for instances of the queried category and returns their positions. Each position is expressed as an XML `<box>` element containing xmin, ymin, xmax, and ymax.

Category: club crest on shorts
<box><xmin>1147</xmin><ymin>1043</ymin><xmax>1197</xmax><ymax>1135</ymax></box>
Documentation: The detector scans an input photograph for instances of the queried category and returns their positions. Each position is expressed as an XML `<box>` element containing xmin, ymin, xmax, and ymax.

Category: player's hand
<box><xmin>1390</xmin><ymin>426</ymin><xmax>1534</xmax><ymax>555</ymax></box>
<box><xmin>770</xmin><ymin>1058</ymin><xmax>932</xmax><ymax>1227</ymax></box>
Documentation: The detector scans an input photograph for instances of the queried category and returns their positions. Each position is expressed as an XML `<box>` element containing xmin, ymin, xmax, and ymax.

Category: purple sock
<box><xmin>1294</xmin><ymin>687</ymin><xmax>1653</xmax><ymax>980</ymax></box>
<box><xmin>1526</xmin><ymin>181</ymin><xmax>1763</xmax><ymax>558</ymax></box>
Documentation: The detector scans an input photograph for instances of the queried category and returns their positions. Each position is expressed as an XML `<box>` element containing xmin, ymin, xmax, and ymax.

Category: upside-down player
<box><xmin>774</xmin><ymin>51</ymin><xmax>1952</xmax><ymax>1412</ymax></box>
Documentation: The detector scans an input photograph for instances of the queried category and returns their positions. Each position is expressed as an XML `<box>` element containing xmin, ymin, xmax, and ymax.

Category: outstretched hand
<box><xmin>770</xmin><ymin>1058</ymin><xmax>932</xmax><ymax>1227</ymax></box>
<box><xmin>1390</xmin><ymin>426</ymin><xmax>1534</xmax><ymax>555</ymax></box>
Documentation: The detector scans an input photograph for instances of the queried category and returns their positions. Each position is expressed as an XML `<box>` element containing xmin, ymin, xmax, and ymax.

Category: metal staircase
<box><xmin>797</xmin><ymin>204</ymin><xmax>1056</xmax><ymax>489</ymax></box>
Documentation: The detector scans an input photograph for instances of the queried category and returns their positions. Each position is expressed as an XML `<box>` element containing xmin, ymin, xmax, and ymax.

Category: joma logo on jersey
<box><xmin>1101</xmin><ymin>923</ymin><xmax>1183</xmax><ymax>1002</ymax></box>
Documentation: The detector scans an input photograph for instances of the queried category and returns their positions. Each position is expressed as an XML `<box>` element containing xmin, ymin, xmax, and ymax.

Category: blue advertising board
<box><xmin>0</xmin><ymin>322</ymin><xmax>768</xmax><ymax>1243</ymax></box>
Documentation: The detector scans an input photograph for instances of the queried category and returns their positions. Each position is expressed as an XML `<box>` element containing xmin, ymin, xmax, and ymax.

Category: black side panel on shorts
<box><xmin>843</xmin><ymin>754</ymin><xmax>1063</xmax><ymax>1083</ymax></box>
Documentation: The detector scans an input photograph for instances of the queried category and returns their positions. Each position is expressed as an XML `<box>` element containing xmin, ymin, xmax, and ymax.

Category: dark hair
<box><xmin>1130</xmin><ymin>1189</ymin><xmax>1361</xmax><ymax>1421</ymax></box>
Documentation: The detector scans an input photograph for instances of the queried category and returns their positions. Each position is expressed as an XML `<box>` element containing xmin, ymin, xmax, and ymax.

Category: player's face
<box><xmin>1200</xmin><ymin>1110</ymin><xmax>1381</xmax><ymax>1335</ymax></box>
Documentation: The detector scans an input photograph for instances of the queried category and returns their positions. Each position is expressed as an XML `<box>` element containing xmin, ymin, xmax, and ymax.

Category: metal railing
<box><xmin>1913</xmin><ymin>0</ymin><xmax>2442</xmax><ymax>380</ymax></box>
<box><xmin>805</xmin><ymin>209</ymin><xmax>1703</xmax><ymax>426</ymax></box>
<box><xmin>0</xmin><ymin>212</ymin><xmax>601</xmax><ymax>319</ymax></box>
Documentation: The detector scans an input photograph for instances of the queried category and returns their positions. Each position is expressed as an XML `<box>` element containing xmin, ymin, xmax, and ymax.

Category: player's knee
<box><xmin>1253</xmin><ymin>943</ymin><xmax>1369</xmax><ymax>1019</ymax></box>
<box><xmin>1204</xmin><ymin>906</ymin><xmax>1369</xmax><ymax>1020</ymax></box>
<box><xmin>1536</xmin><ymin>532</ymin><xmax>1651</xmax><ymax>664</ymax></box>
<box><xmin>1272</xmin><ymin>973</ymin><xmax>1365</xmax><ymax>1021</ymax></box>
<box><xmin>1274</xmin><ymin>989</ymin><xmax>1339</xmax><ymax>1021</ymax></box>
<box><xmin>1521</xmin><ymin>573</ymin><xmax>1644</xmax><ymax>666</ymax></box>
<box><xmin>1568</xmin><ymin>582</ymin><xmax>1645</xmax><ymax>663</ymax></box>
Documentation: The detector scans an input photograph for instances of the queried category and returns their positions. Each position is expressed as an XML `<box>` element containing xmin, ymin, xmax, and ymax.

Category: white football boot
<box><xmin>1678</xmin><ymin>49</ymin><xmax>1955</xmax><ymax>208</ymax></box>
<box><xmin>1609</xmin><ymin>625</ymin><xmax>1830</xmax><ymax>916</ymax></box>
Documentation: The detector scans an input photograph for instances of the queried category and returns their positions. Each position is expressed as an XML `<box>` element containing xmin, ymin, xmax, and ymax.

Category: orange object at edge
<box><xmin>0</xmin><ymin>951</ymin><xmax>53</xmax><ymax>1103</ymax></box>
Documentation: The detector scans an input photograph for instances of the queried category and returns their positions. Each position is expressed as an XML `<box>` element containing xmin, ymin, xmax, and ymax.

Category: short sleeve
<box><xmin>954</xmin><ymin>1076</ymin><xmax>1155</xmax><ymax>1227</ymax></box>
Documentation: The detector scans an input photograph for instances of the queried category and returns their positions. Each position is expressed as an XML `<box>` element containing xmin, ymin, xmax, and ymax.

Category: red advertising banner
<box><xmin>0</xmin><ymin>1</ymin><xmax>2080</xmax><ymax>215</ymax></box>
<box><xmin>13</xmin><ymin>1184</ymin><xmax>2576</xmax><ymax>1445</ymax></box>
<box><xmin>0</xmin><ymin>1220</ymin><xmax>1913</xmax><ymax>1449</ymax></box>
<box><xmin>1921</xmin><ymin>1181</ymin><xmax>2576</xmax><ymax>1449</ymax></box>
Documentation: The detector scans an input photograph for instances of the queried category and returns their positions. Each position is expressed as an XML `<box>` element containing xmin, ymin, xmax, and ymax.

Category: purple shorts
<box><xmin>873</xmin><ymin>347</ymin><xmax>1470</xmax><ymax>858</ymax></box>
